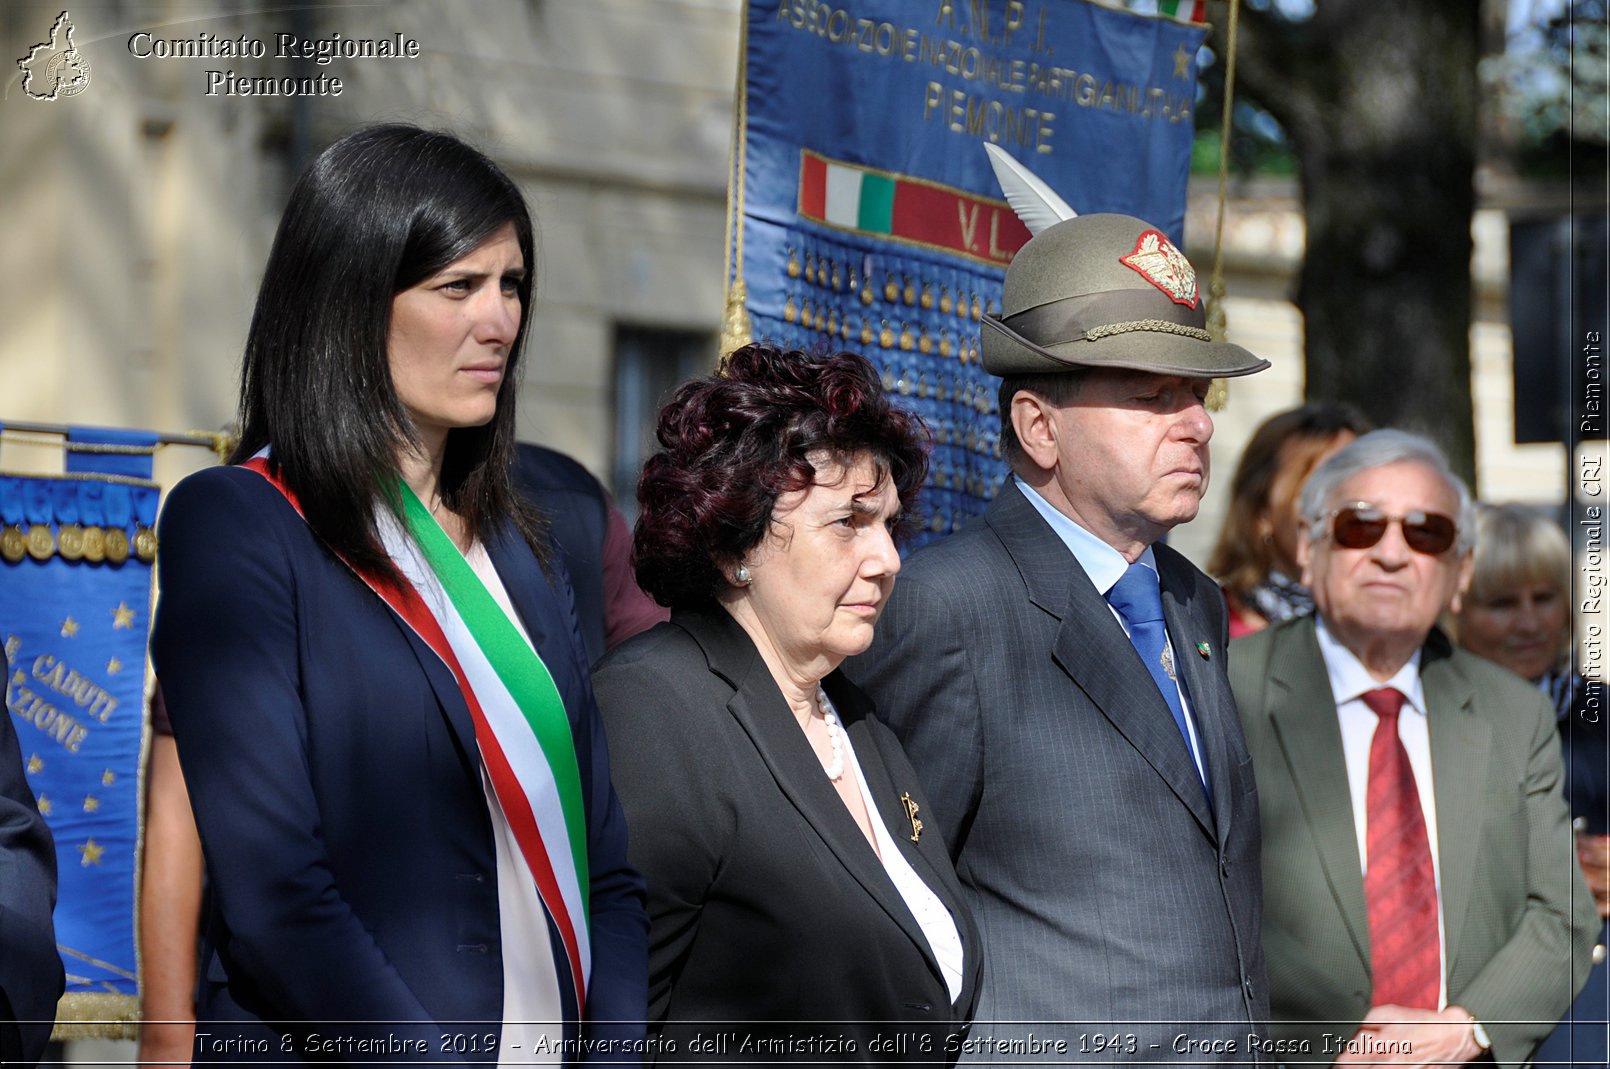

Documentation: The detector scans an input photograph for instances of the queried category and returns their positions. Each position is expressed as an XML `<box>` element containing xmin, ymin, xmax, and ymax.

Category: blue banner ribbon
<box><xmin>79</xmin><ymin>481</ymin><xmax>104</xmax><ymax>528</ymax></box>
<box><xmin>54</xmin><ymin>481</ymin><xmax>80</xmax><ymax>527</ymax></box>
<box><xmin>26</xmin><ymin>480</ymin><xmax>53</xmax><ymax>526</ymax></box>
<box><xmin>0</xmin><ymin>479</ymin><xmax>21</xmax><ymax>525</ymax></box>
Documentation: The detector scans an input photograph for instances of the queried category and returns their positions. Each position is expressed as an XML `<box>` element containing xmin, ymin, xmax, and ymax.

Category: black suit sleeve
<box><xmin>573</xmin><ymin>644</ymin><xmax>651</xmax><ymax>1062</ymax></box>
<box><xmin>591</xmin><ymin>644</ymin><xmax>735</xmax><ymax>1023</ymax></box>
<box><xmin>0</xmin><ymin>646</ymin><xmax>62</xmax><ymax>1069</ymax></box>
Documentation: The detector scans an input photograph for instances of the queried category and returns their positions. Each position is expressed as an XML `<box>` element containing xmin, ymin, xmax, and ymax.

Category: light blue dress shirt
<box><xmin>1013</xmin><ymin>475</ymin><xmax>1210</xmax><ymax>784</ymax></box>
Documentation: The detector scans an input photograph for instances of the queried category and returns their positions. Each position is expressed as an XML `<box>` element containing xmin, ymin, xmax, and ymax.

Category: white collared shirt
<box><xmin>828</xmin><ymin>696</ymin><xmax>967</xmax><ymax>1003</ymax></box>
<box><xmin>1013</xmin><ymin>476</ymin><xmax>1209</xmax><ymax>785</ymax></box>
<box><xmin>1313</xmin><ymin>616</ymin><xmax>1448</xmax><ymax>1008</ymax></box>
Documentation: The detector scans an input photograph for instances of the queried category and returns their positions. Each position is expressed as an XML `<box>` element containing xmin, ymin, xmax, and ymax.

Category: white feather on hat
<box><xmin>983</xmin><ymin>144</ymin><xmax>1077</xmax><ymax>236</ymax></box>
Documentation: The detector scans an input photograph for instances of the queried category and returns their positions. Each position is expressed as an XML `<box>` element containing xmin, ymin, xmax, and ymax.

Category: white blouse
<box><xmin>829</xmin><ymin>694</ymin><xmax>967</xmax><ymax>1003</ymax></box>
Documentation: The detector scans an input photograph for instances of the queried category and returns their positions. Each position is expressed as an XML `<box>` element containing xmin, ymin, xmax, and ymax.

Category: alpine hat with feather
<box><xmin>979</xmin><ymin>145</ymin><xmax>1269</xmax><ymax>379</ymax></box>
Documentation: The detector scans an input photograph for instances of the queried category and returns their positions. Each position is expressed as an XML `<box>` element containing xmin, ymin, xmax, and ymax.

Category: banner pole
<box><xmin>719</xmin><ymin>0</ymin><xmax>754</xmax><ymax>362</ymax></box>
<box><xmin>0</xmin><ymin>422</ymin><xmax>233</xmax><ymax>461</ymax></box>
<box><xmin>1205</xmin><ymin>0</ymin><xmax>1242</xmax><ymax>412</ymax></box>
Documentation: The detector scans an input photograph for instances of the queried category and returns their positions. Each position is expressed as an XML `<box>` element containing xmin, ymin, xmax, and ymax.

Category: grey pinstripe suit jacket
<box><xmin>1228</xmin><ymin>617</ymin><xmax>1599</xmax><ymax>1068</ymax></box>
<box><xmin>847</xmin><ymin>481</ymin><xmax>1270</xmax><ymax>1064</ymax></box>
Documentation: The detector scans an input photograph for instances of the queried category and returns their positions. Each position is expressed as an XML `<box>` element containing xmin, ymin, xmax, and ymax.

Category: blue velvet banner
<box><xmin>1</xmin><ymin>465</ymin><xmax>157</xmax><ymax>1020</ymax></box>
<box><xmin>738</xmin><ymin>0</ymin><xmax>1205</xmax><ymax>543</ymax></box>
<box><xmin>66</xmin><ymin>426</ymin><xmax>159</xmax><ymax>481</ymax></box>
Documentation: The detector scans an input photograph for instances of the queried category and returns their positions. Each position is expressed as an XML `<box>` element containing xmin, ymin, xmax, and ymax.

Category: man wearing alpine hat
<box><xmin>849</xmin><ymin>195</ymin><xmax>1275</xmax><ymax>1063</ymax></box>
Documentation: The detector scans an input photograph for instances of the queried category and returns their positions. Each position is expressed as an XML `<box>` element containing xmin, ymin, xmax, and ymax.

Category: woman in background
<box><xmin>1208</xmin><ymin>402</ymin><xmax>1369</xmax><ymax>637</ymax></box>
<box><xmin>151</xmin><ymin>124</ymin><xmax>646</xmax><ymax>1064</ymax></box>
<box><xmin>593</xmin><ymin>343</ymin><xmax>980</xmax><ymax>1061</ymax></box>
<box><xmin>1455</xmin><ymin>502</ymin><xmax>1606</xmax><ymax>1067</ymax></box>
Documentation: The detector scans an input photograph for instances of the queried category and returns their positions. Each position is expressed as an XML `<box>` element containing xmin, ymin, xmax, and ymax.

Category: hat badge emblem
<box><xmin>1119</xmin><ymin>230</ymin><xmax>1198</xmax><ymax>309</ymax></box>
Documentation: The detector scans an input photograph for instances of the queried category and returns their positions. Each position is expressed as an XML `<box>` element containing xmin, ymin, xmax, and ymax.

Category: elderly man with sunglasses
<box><xmin>1228</xmin><ymin>428</ymin><xmax>1597</xmax><ymax>1068</ymax></box>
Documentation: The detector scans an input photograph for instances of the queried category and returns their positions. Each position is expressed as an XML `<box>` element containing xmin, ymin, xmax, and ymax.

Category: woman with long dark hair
<box><xmin>151</xmin><ymin>124</ymin><xmax>646</xmax><ymax>1064</ymax></box>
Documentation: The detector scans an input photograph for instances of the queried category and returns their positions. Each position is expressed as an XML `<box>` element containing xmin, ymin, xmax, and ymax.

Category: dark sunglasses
<box><xmin>1326</xmin><ymin>504</ymin><xmax>1459</xmax><ymax>556</ymax></box>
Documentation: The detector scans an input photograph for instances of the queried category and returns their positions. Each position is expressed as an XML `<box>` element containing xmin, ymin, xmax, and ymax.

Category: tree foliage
<box><xmin>1210</xmin><ymin>1</ymin><xmax>1481</xmax><ymax>481</ymax></box>
<box><xmin>1482</xmin><ymin>0</ymin><xmax>1608</xmax><ymax>172</ymax></box>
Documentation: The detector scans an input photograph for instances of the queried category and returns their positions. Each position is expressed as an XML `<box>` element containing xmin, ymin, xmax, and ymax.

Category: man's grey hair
<box><xmin>1298</xmin><ymin>428</ymin><xmax>1477</xmax><ymax>554</ymax></box>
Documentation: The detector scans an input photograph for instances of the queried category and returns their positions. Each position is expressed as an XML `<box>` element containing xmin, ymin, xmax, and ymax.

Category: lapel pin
<box><xmin>899</xmin><ymin>792</ymin><xmax>924</xmax><ymax>843</ymax></box>
<box><xmin>1196</xmin><ymin>641</ymin><xmax>1212</xmax><ymax>660</ymax></box>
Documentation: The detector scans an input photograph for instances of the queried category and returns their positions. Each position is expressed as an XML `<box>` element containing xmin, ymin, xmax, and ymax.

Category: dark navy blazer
<box><xmin>151</xmin><ymin>465</ymin><xmax>647</xmax><ymax>1064</ymax></box>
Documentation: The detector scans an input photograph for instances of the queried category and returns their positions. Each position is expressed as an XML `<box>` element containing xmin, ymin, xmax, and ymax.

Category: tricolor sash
<box><xmin>243</xmin><ymin>457</ymin><xmax>591</xmax><ymax>1013</ymax></box>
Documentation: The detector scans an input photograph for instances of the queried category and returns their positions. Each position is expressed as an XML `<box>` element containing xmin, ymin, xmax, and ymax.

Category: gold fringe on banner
<box><xmin>188</xmin><ymin>429</ymin><xmax>236</xmax><ymax>462</ymax></box>
<box><xmin>53</xmin><ymin>992</ymin><xmax>140</xmax><ymax>1041</ymax></box>
<box><xmin>720</xmin><ymin>280</ymin><xmax>752</xmax><ymax>363</ymax></box>
<box><xmin>719</xmin><ymin>2</ymin><xmax>754</xmax><ymax>363</ymax></box>
<box><xmin>1204</xmin><ymin>0</ymin><xmax>1241</xmax><ymax>412</ymax></box>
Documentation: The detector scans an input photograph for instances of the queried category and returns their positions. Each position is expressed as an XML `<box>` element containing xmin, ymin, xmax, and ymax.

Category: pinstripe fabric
<box><xmin>847</xmin><ymin>481</ymin><xmax>1268</xmax><ymax>1065</ymax></box>
<box><xmin>1229</xmin><ymin>617</ymin><xmax>1601</xmax><ymax>1068</ymax></box>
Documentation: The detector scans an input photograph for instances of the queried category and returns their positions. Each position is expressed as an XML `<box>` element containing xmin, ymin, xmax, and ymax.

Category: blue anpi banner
<box><xmin>1</xmin><ymin>428</ymin><xmax>159</xmax><ymax>1030</ymax></box>
<box><xmin>737</xmin><ymin>0</ymin><xmax>1206</xmax><ymax>543</ymax></box>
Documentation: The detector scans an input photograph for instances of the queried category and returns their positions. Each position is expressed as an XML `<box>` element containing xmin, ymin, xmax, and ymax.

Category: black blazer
<box><xmin>592</xmin><ymin>609</ymin><xmax>982</xmax><ymax>1063</ymax></box>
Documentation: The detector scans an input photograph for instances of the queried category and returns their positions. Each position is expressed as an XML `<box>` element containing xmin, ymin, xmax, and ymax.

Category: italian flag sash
<box><xmin>244</xmin><ymin>457</ymin><xmax>591</xmax><ymax>1013</ymax></box>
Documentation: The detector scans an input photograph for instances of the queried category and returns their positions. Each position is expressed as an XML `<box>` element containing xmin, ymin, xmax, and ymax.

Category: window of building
<box><xmin>611</xmin><ymin>326</ymin><xmax>715</xmax><ymax>521</ymax></box>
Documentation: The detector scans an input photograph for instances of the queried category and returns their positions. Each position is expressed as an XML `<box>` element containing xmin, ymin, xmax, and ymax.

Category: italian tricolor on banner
<box><xmin>797</xmin><ymin>150</ymin><xmax>1031</xmax><ymax>265</ymax></box>
<box><xmin>1159</xmin><ymin>0</ymin><xmax>1206</xmax><ymax>22</ymax></box>
<box><xmin>803</xmin><ymin>156</ymin><xmax>897</xmax><ymax>233</ymax></box>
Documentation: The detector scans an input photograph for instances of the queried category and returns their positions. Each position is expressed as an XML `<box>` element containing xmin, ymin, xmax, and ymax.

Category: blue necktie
<box><xmin>1105</xmin><ymin>562</ymin><xmax>1210</xmax><ymax>799</ymax></box>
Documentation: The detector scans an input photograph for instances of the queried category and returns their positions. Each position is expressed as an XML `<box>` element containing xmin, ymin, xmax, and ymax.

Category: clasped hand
<box><xmin>1330</xmin><ymin>1005</ymin><xmax>1484</xmax><ymax>1068</ymax></box>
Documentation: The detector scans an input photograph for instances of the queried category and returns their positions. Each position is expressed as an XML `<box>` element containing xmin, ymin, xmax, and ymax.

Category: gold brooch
<box><xmin>900</xmin><ymin>792</ymin><xmax>923</xmax><ymax>843</ymax></box>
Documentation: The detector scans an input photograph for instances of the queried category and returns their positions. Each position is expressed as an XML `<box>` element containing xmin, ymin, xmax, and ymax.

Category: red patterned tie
<box><xmin>1361</xmin><ymin>687</ymin><xmax>1440</xmax><ymax>1009</ymax></box>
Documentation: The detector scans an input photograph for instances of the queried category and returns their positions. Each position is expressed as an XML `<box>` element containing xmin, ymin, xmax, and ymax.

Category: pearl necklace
<box><xmin>818</xmin><ymin>687</ymin><xmax>845</xmax><ymax>782</ymax></box>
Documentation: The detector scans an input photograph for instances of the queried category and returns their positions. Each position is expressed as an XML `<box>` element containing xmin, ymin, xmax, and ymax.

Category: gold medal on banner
<box><xmin>57</xmin><ymin>523</ymin><xmax>85</xmax><ymax>561</ymax></box>
<box><xmin>81</xmin><ymin>526</ymin><xmax>106</xmax><ymax>564</ymax></box>
<box><xmin>134</xmin><ymin>526</ymin><xmax>158</xmax><ymax>563</ymax></box>
<box><xmin>1</xmin><ymin>526</ymin><xmax>25</xmax><ymax>563</ymax></box>
<box><xmin>105</xmin><ymin>528</ymin><xmax>130</xmax><ymax>565</ymax></box>
<box><xmin>26</xmin><ymin>524</ymin><xmax>54</xmax><ymax>561</ymax></box>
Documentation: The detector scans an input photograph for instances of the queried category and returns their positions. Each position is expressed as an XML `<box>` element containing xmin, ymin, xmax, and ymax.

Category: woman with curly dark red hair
<box><xmin>593</xmin><ymin>342</ymin><xmax>980</xmax><ymax>1061</ymax></box>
